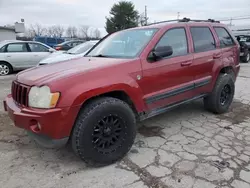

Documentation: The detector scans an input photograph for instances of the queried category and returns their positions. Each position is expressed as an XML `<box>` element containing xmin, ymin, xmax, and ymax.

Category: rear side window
<box><xmin>190</xmin><ymin>27</ymin><xmax>216</xmax><ymax>53</ymax></box>
<box><xmin>214</xmin><ymin>27</ymin><xmax>235</xmax><ymax>47</ymax></box>
<box><xmin>156</xmin><ymin>28</ymin><xmax>188</xmax><ymax>57</ymax></box>
<box><xmin>6</xmin><ymin>43</ymin><xmax>28</xmax><ymax>52</ymax></box>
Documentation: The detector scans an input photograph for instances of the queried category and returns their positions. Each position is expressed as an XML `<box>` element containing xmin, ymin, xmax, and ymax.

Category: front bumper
<box><xmin>3</xmin><ymin>95</ymin><xmax>79</xmax><ymax>148</ymax></box>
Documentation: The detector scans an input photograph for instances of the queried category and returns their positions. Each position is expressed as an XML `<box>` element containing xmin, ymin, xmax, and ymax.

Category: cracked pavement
<box><xmin>1</xmin><ymin>64</ymin><xmax>250</xmax><ymax>188</ymax></box>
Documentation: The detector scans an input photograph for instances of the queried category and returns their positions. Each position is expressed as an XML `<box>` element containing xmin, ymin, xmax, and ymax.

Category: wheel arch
<box><xmin>77</xmin><ymin>90</ymin><xmax>141</xmax><ymax>117</ymax></box>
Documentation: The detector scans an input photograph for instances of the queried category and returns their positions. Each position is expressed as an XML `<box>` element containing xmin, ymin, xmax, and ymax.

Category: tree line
<box><xmin>19</xmin><ymin>1</ymin><xmax>148</xmax><ymax>41</ymax></box>
<box><xmin>23</xmin><ymin>24</ymin><xmax>101</xmax><ymax>40</ymax></box>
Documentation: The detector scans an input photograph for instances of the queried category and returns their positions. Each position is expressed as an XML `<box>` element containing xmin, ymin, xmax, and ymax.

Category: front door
<box><xmin>139</xmin><ymin>27</ymin><xmax>195</xmax><ymax>110</ymax></box>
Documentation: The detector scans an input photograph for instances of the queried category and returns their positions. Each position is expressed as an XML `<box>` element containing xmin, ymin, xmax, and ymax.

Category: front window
<box><xmin>6</xmin><ymin>43</ymin><xmax>28</xmax><ymax>52</ymax></box>
<box><xmin>86</xmin><ymin>28</ymin><xmax>158</xmax><ymax>58</ymax></box>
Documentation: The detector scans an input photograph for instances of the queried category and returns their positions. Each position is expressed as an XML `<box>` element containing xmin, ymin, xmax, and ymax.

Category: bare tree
<box><xmin>46</xmin><ymin>26</ymin><xmax>56</xmax><ymax>37</ymax></box>
<box><xmin>29</xmin><ymin>23</ymin><xmax>47</xmax><ymax>36</ymax></box>
<box><xmin>93</xmin><ymin>28</ymin><xmax>101</xmax><ymax>39</ymax></box>
<box><xmin>139</xmin><ymin>13</ymin><xmax>147</xmax><ymax>26</ymax></box>
<box><xmin>78</xmin><ymin>25</ymin><xmax>90</xmax><ymax>39</ymax></box>
<box><xmin>25</xmin><ymin>28</ymin><xmax>36</xmax><ymax>38</ymax></box>
<box><xmin>46</xmin><ymin>25</ymin><xmax>64</xmax><ymax>37</ymax></box>
<box><xmin>66</xmin><ymin>26</ymin><xmax>78</xmax><ymax>38</ymax></box>
<box><xmin>54</xmin><ymin>25</ymin><xmax>64</xmax><ymax>38</ymax></box>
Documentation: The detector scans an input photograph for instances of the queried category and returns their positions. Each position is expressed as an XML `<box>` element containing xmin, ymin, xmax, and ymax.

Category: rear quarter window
<box><xmin>214</xmin><ymin>27</ymin><xmax>235</xmax><ymax>47</ymax></box>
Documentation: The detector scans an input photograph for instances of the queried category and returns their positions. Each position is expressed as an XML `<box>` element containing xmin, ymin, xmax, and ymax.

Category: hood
<box><xmin>39</xmin><ymin>51</ymin><xmax>65</xmax><ymax>63</ymax></box>
<box><xmin>39</xmin><ymin>53</ymin><xmax>83</xmax><ymax>65</ymax></box>
<box><xmin>17</xmin><ymin>57</ymin><xmax>131</xmax><ymax>86</ymax></box>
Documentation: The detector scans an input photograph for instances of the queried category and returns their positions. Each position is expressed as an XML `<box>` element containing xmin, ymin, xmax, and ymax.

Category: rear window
<box><xmin>214</xmin><ymin>27</ymin><xmax>235</xmax><ymax>47</ymax></box>
<box><xmin>190</xmin><ymin>27</ymin><xmax>216</xmax><ymax>53</ymax></box>
<box><xmin>47</xmin><ymin>38</ymin><xmax>56</xmax><ymax>44</ymax></box>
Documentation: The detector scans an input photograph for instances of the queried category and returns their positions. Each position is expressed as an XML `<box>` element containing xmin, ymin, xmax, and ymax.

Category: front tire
<box><xmin>71</xmin><ymin>97</ymin><xmax>136</xmax><ymax>166</ymax></box>
<box><xmin>241</xmin><ymin>52</ymin><xmax>250</xmax><ymax>63</ymax></box>
<box><xmin>204</xmin><ymin>74</ymin><xmax>235</xmax><ymax>114</ymax></box>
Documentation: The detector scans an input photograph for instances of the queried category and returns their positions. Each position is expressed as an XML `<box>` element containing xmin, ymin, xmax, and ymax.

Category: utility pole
<box><xmin>145</xmin><ymin>6</ymin><xmax>148</xmax><ymax>25</ymax></box>
<box><xmin>177</xmin><ymin>12</ymin><xmax>180</xmax><ymax>20</ymax></box>
<box><xmin>229</xmin><ymin>18</ymin><xmax>233</xmax><ymax>26</ymax></box>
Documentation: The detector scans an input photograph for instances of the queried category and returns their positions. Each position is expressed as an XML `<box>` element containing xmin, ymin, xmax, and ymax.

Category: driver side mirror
<box><xmin>148</xmin><ymin>46</ymin><xmax>173</xmax><ymax>62</ymax></box>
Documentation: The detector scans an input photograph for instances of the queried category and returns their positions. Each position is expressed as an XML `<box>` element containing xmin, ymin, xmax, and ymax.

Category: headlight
<box><xmin>28</xmin><ymin>86</ymin><xmax>60</xmax><ymax>109</ymax></box>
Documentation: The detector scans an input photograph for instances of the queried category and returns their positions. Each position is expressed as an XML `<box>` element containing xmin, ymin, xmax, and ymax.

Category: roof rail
<box><xmin>147</xmin><ymin>17</ymin><xmax>220</xmax><ymax>26</ymax></box>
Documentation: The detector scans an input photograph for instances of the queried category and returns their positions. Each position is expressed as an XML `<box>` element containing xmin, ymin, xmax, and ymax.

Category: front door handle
<box><xmin>181</xmin><ymin>61</ymin><xmax>192</xmax><ymax>66</ymax></box>
<box><xmin>213</xmin><ymin>53</ymin><xmax>222</xmax><ymax>59</ymax></box>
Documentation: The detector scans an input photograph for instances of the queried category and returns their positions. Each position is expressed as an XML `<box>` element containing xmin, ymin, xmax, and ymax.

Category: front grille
<box><xmin>11</xmin><ymin>81</ymin><xmax>30</xmax><ymax>106</ymax></box>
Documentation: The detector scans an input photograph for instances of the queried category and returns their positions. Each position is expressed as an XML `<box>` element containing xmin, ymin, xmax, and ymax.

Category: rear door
<box><xmin>188</xmin><ymin>26</ymin><xmax>222</xmax><ymax>94</ymax></box>
<box><xmin>213</xmin><ymin>27</ymin><xmax>238</xmax><ymax>69</ymax></box>
<box><xmin>4</xmin><ymin>42</ymin><xmax>31</xmax><ymax>69</ymax></box>
<box><xmin>140</xmin><ymin>26</ymin><xmax>196</xmax><ymax>110</ymax></box>
<box><xmin>27</xmin><ymin>42</ymin><xmax>51</xmax><ymax>66</ymax></box>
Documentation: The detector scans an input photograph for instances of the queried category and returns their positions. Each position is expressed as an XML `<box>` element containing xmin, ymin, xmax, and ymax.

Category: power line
<box><xmin>219</xmin><ymin>17</ymin><xmax>250</xmax><ymax>21</ymax></box>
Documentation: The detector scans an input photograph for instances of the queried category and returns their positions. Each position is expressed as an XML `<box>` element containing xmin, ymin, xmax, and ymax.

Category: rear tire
<box><xmin>0</xmin><ymin>62</ymin><xmax>12</xmax><ymax>76</ymax></box>
<box><xmin>204</xmin><ymin>74</ymin><xmax>235</xmax><ymax>114</ymax></box>
<box><xmin>241</xmin><ymin>52</ymin><xmax>250</xmax><ymax>63</ymax></box>
<box><xmin>71</xmin><ymin>97</ymin><xmax>136</xmax><ymax>166</ymax></box>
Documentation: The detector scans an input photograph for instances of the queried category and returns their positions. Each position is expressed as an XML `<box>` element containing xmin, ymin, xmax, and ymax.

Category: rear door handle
<box><xmin>181</xmin><ymin>61</ymin><xmax>192</xmax><ymax>66</ymax></box>
<box><xmin>213</xmin><ymin>53</ymin><xmax>222</xmax><ymax>59</ymax></box>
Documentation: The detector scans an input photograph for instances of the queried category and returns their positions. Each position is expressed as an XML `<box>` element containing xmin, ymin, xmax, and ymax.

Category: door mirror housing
<box><xmin>148</xmin><ymin>46</ymin><xmax>173</xmax><ymax>62</ymax></box>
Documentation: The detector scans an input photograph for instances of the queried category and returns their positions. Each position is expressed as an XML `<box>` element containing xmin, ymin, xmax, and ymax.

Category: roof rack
<box><xmin>147</xmin><ymin>17</ymin><xmax>220</xmax><ymax>26</ymax></box>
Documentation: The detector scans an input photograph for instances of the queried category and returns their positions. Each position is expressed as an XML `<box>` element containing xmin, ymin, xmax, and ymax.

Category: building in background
<box><xmin>0</xmin><ymin>22</ymin><xmax>25</xmax><ymax>42</ymax></box>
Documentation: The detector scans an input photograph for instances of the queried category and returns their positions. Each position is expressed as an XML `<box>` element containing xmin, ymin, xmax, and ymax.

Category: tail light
<box><xmin>55</xmin><ymin>46</ymin><xmax>62</xmax><ymax>50</ymax></box>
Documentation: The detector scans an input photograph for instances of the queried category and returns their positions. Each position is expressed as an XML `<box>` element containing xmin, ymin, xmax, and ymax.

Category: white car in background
<box><xmin>0</xmin><ymin>40</ymin><xmax>55</xmax><ymax>75</ymax></box>
<box><xmin>38</xmin><ymin>40</ymin><xmax>99</xmax><ymax>66</ymax></box>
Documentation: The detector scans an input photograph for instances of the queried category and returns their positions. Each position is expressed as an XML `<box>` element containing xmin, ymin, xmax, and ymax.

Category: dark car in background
<box><xmin>54</xmin><ymin>40</ymin><xmax>85</xmax><ymax>51</ymax></box>
<box><xmin>34</xmin><ymin>36</ymin><xmax>65</xmax><ymax>48</ymax></box>
<box><xmin>235</xmin><ymin>35</ymin><xmax>250</xmax><ymax>63</ymax></box>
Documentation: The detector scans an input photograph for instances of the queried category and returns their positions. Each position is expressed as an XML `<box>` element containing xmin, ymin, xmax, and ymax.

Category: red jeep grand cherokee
<box><xmin>4</xmin><ymin>18</ymin><xmax>240</xmax><ymax>166</ymax></box>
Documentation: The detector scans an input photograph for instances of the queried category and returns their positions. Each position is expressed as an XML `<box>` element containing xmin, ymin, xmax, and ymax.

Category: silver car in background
<box><xmin>38</xmin><ymin>40</ymin><xmax>99</xmax><ymax>66</ymax></box>
<box><xmin>0</xmin><ymin>40</ymin><xmax>55</xmax><ymax>75</ymax></box>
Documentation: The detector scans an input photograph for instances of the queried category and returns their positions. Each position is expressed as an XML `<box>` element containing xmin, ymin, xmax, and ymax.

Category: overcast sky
<box><xmin>0</xmin><ymin>0</ymin><xmax>250</xmax><ymax>36</ymax></box>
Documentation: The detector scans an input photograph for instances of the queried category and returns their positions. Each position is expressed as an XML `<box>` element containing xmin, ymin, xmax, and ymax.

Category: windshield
<box><xmin>86</xmin><ymin>28</ymin><xmax>158</xmax><ymax>58</ymax></box>
<box><xmin>67</xmin><ymin>41</ymin><xmax>98</xmax><ymax>54</ymax></box>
